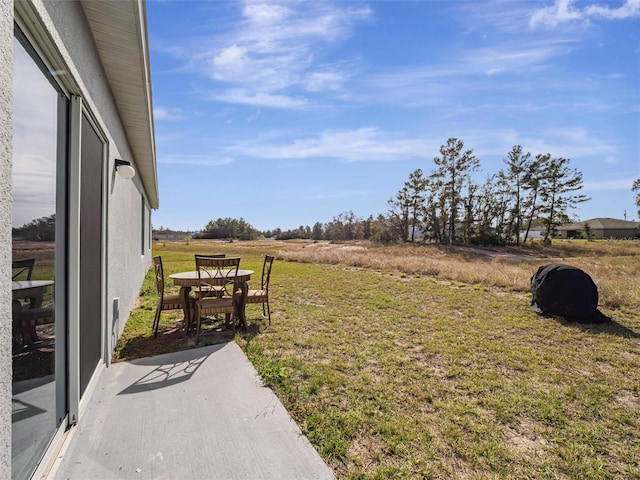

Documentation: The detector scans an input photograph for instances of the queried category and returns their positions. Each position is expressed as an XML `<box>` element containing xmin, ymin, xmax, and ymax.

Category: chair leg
<box><xmin>195</xmin><ymin>305</ymin><xmax>202</xmax><ymax>345</ymax></box>
<box><xmin>265</xmin><ymin>299</ymin><xmax>271</xmax><ymax>325</ymax></box>
<box><xmin>230</xmin><ymin>307</ymin><xmax>237</xmax><ymax>334</ymax></box>
<box><xmin>153</xmin><ymin>303</ymin><xmax>162</xmax><ymax>338</ymax></box>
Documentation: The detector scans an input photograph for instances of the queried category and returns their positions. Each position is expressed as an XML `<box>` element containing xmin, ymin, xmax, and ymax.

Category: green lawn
<box><xmin>115</xmin><ymin>241</ymin><xmax>640</xmax><ymax>479</ymax></box>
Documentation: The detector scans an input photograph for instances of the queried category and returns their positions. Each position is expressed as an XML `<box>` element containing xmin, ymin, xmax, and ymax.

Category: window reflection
<box><xmin>12</xmin><ymin>35</ymin><xmax>59</xmax><ymax>480</ymax></box>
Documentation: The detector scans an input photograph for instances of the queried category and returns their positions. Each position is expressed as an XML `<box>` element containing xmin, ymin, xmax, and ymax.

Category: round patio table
<box><xmin>12</xmin><ymin>280</ymin><xmax>54</xmax><ymax>345</ymax></box>
<box><xmin>12</xmin><ymin>280</ymin><xmax>54</xmax><ymax>308</ymax></box>
<box><xmin>169</xmin><ymin>270</ymin><xmax>253</xmax><ymax>332</ymax></box>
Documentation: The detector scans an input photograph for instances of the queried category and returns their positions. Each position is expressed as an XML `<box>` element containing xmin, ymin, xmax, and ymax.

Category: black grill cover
<box><xmin>530</xmin><ymin>263</ymin><xmax>609</xmax><ymax>323</ymax></box>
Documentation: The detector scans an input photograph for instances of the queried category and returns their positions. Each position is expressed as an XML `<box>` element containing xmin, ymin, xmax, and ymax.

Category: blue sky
<box><xmin>147</xmin><ymin>0</ymin><xmax>640</xmax><ymax>232</ymax></box>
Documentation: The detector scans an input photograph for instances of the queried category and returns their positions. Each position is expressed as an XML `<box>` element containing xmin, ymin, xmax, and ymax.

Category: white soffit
<box><xmin>81</xmin><ymin>0</ymin><xmax>159</xmax><ymax>208</ymax></box>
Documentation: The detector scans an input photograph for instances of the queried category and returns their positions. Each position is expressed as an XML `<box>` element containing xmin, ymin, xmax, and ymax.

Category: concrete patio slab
<box><xmin>53</xmin><ymin>342</ymin><xmax>335</xmax><ymax>480</ymax></box>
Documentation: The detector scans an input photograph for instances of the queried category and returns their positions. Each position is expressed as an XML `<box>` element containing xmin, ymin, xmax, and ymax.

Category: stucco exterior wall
<box><xmin>0</xmin><ymin>2</ymin><xmax>13</xmax><ymax>476</ymax></box>
<box><xmin>36</xmin><ymin>0</ymin><xmax>152</xmax><ymax>356</ymax></box>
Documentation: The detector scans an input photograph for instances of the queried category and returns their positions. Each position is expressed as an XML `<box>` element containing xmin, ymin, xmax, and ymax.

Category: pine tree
<box><xmin>430</xmin><ymin>138</ymin><xmax>479</xmax><ymax>244</ymax></box>
<box><xmin>538</xmin><ymin>157</ymin><xmax>589</xmax><ymax>245</ymax></box>
<box><xmin>632</xmin><ymin>179</ymin><xmax>640</xmax><ymax>220</ymax></box>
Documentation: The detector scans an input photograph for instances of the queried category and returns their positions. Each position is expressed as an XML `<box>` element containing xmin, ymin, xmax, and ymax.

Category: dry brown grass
<box><xmin>151</xmin><ymin>237</ymin><xmax>639</xmax><ymax>311</ymax></box>
<box><xmin>275</xmin><ymin>239</ymin><xmax>640</xmax><ymax>312</ymax></box>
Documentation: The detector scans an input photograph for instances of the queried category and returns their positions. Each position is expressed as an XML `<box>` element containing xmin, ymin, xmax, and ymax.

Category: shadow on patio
<box><xmin>53</xmin><ymin>342</ymin><xmax>335</xmax><ymax>480</ymax></box>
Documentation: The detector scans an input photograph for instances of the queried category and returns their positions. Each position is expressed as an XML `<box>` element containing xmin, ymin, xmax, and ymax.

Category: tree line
<box><xmin>385</xmin><ymin>138</ymin><xmax>589</xmax><ymax>245</ymax></box>
<box><xmin>12</xmin><ymin>214</ymin><xmax>56</xmax><ymax>241</ymax></box>
<box><xmin>14</xmin><ymin>143</ymin><xmax>638</xmax><ymax>246</ymax></box>
<box><xmin>195</xmin><ymin>137</ymin><xmax>640</xmax><ymax>245</ymax></box>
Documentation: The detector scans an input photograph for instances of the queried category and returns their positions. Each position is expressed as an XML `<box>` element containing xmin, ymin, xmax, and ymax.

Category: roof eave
<box><xmin>81</xmin><ymin>0</ymin><xmax>159</xmax><ymax>209</ymax></box>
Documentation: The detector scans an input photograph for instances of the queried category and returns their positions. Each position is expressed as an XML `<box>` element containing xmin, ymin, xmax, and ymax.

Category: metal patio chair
<box><xmin>246</xmin><ymin>254</ymin><xmax>274</xmax><ymax>325</ymax></box>
<box><xmin>12</xmin><ymin>258</ymin><xmax>35</xmax><ymax>281</ymax></box>
<box><xmin>153</xmin><ymin>256</ymin><xmax>193</xmax><ymax>337</ymax></box>
<box><xmin>194</xmin><ymin>255</ymin><xmax>242</xmax><ymax>344</ymax></box>
<box><xmin>194</xmin><ymin>253</ymin><xmax>226</xmax><ymax>298</ymax></box>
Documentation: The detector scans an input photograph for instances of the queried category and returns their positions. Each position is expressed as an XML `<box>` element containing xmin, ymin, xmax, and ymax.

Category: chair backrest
<box><xmin>195</xmin><ymin>253</ymin><xmax>225</xmax><ymax>261</ymax></box>
<box><xmin>261</xmin><ymin>255</ymin><xmax>275</xmax><ymax>291</ymax></box>
<box><xmin>12</xmin><ymin>258</ymin><xmax>35</xmax><ymax>281</ymax></box>
<box><xmin>153</xmin><ymin>256</ymin><xmax>165</xmax><ymax>298</ymax></box>
<box><xmin>195</xmin><ymin>255</ymin><xmax>241</xmax><ymax>298</ymax></box>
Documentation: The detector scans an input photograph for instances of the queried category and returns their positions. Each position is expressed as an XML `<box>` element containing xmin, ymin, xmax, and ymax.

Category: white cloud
<box><xmin>435</xmin><ymin>126</ymin><xmax>619</xmax><ymax>166</ymax></box>
<box><xmin>12</xmin><ymin>154</ymin><xmax>56</xmax><ymax>226</ymax></box>
<box><xmin>467</xmin><ymin>39</ymin><xmax>573</xmax><ymax>70</ymax></box>
<box><xmin>360</xmin><ymin>37</ymin><xmax>576</xmax><ymax>107</ymax></box>
<box><xmin>485</xmin><ymin>68</ymin><xmax>503</xmax><ymax>76</ymax></box>
<box><xmin>247</xmin><ymin>109</ymin><xmax>262</xmax><ymax>122</ymax></box>
<box><xmin>530</xmin><ymin>0</ymin><xmax>640</xmax><ymax>29</ymax></box>
<box><xmin>210</xmin><ymin>45</ymin><xmax>253</xmax><ymax>83</ymax></box>
<box><xmin>154</xmin><ymin>107</ymin><xmax>184</xmax><ymax>121</ymax></box>
<box><xmin>226</xmin><ymin>127</ymin><xmax>434</xmax><ymax>162</ymax></box>
<box><xmin>13</xmin><ymin>38</ymin><xmax>58</xmax><ymax>227</ymax></box>
<box><xmin>531</xmin><ymin>127</ymin><xmax>618</xmax><ymax>159</ymax></box>
<box><xmin>583</xmin><ymin>179</ymin><xmax>635</xmax><ymax>191</ymax></box>
<box><xmin>218</xmin><ymin>123</ymin><xmax>619</xmax><ymax>167</ymax></box>
<box><xmin>190</xmin><ymin>1</ymin><xmax>371</xmax><ymax>106</ymax></box>
<box><xmin>585</xmin><ymin>0</ymin><xmax>640</xmax><ymax>19</ymax></box>
<box><xmin>305</xmin><ymin>69</ymin><xmax>347</xmax><ymax>92</ymax></box>
<box><xmin>457</xmin><ymin>1</ymin><xmax>537</xmax><ymax>34</ymax></box>
<box><xmin>158</xmin><ymin>155</ymin><xmax>234</xmax><ymax>166</ymax></box>
<box><xmin>209</xmin><ymin>89</ymin><xmax>308</xmax><ymax>108</ymax></box>
<box><xmin>242</xmin><ymin>2</ymin><xmax>291</xmax><ymax>25</ymax></box>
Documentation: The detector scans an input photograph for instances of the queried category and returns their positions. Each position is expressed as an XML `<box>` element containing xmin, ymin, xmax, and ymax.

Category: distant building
<box><xmin>520</xmin><ymin>227</ymin><xmax>544</xmax><ymax>240</ymax></box>
<box><xmin>153</xmin><ymin>229</ymin><xmax>192</xmax><ymax>241</ymax></box>
<box><xmin>556</xmin><ymin>218</ymin><xmax>640</xmax><ymax>240</ymax></box>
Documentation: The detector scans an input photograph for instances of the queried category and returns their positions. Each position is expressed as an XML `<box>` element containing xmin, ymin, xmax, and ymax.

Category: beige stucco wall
<box><xmin>558</xmin><ymin>228</ymin><xmax>639</xmax><ymax>240</ymax></box>
<box><xmin>0</xmin><ymin>2</ymin><xmax>13</xmax><ymax>476</ymax></box>
<box><xmin>595</xmin><ymin>229</ymin><xmax>639</xmax><ymax>240</ymax></box>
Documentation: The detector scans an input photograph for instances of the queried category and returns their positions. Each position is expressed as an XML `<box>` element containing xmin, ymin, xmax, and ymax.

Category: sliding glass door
<box><xmin>79</xmin><ymin>113</ymin><xmax>104</xmax><ymax>398</ymax></box>
<box><xmin>11</xmin><ymin>33</ymin><xmax>67</xmax><ymax>480</ymax></box>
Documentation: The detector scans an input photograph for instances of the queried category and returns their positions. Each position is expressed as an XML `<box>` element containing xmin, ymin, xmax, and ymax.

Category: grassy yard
<box><xmin>115</xmin><ymin>239</ymin><xmax>640</xmax><ymax>479</ymax></box>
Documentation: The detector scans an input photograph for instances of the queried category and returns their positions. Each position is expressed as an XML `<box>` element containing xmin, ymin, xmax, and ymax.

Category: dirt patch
<box><xmin>505</xmin><ymin>419</ymin><xmax>548</xmax><ymax>458</ymax></box>
<box><xmin>616</xmin><ymin>390</ymin><xmax>639</xmax><ymax>409</ymax></box>
<box><xmin>448</xmin><ymin>245</ymin><xmax>547</xmax><ymax>262</ymax></box>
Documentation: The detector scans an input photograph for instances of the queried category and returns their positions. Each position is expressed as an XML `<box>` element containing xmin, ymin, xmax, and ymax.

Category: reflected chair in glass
<box><xmin>246</xmin><ymin>254</ymin><xmax>274</xmax><ymax>325</ymax></box>
<box><xmin>194</xmin><ymin>255</ymin><xmax>241</xmax><ymax>344</ymax></box>
<box><xmin>153</xmin><ymin>256</ymin><xmax>193</xmax><ymax>337</ymax></box>
<box><xmin>12</xmin><ymin>258</ymin><xmax>39</xmax><ymax>312</ymax></box>
<box><xmin>12</xmin><ymin>258</ymin><xmax>35</xmax><ymax>281</ymax></box>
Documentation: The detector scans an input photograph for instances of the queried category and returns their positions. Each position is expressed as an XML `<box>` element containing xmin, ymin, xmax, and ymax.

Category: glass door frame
<box><xmin>12</xmin><ymin>24</ymin><xmax>69</xmax><ymax>480</ymax></box>
<box><xmin>68</xmin><ymin>97</ymin><xmax>109</xmax><ymax>423</ymax></box>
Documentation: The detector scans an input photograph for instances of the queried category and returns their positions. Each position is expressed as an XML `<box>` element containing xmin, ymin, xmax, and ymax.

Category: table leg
<box><xmin>12</xmin><ymin>300</ymin><xmax>27</xmax><ymax>350</ymax></box>
<box><xmin>234</xmin><ymin>282</ymin><xmax>249</xmax><ymax>330</ymax></box>
<box><xmin>28</xmin><ymin>293</ymin><xmax>44</xmax><ymax>309</ymax></box>
<box><xmin>27</xmin><ymin>294</ymin><xmax>44</xmax><ymax>342</ymax></box>
<box><xmin>178</xmin><ymin>286</ymin><xmax>194</xmax><ymax>334</ymax></box>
